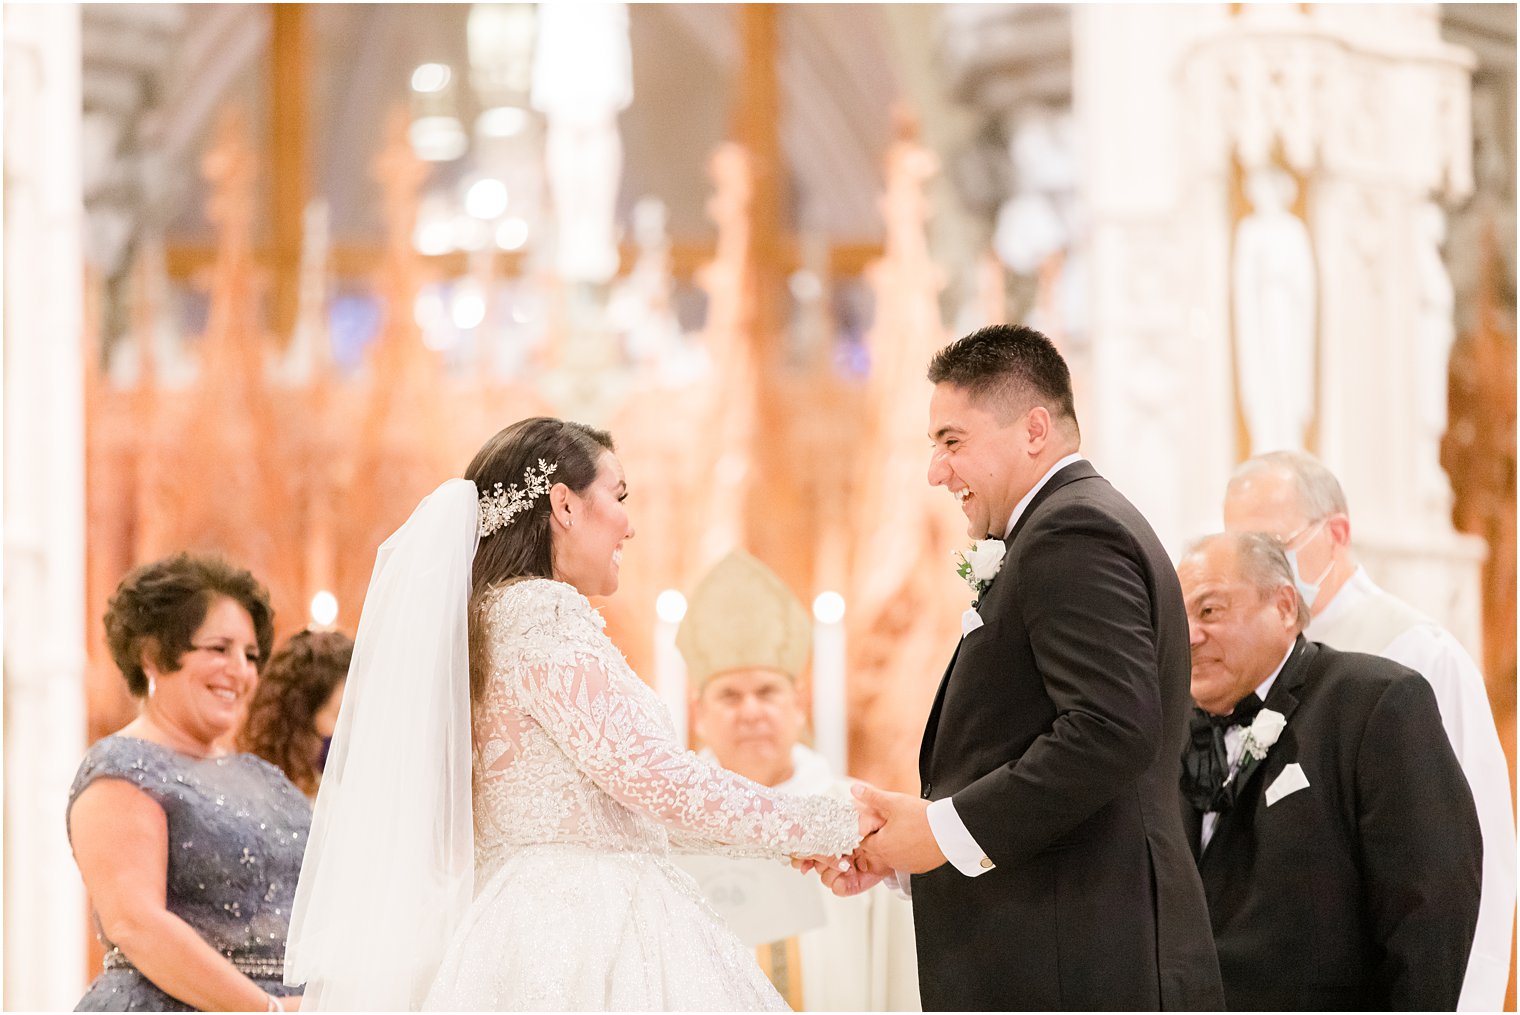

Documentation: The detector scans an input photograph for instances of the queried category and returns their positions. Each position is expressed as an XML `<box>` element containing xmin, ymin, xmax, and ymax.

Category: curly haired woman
<box><xmin>240</xmin><ymin>630</ymin><xmax>352</xmax><ymax>798</ymax></box>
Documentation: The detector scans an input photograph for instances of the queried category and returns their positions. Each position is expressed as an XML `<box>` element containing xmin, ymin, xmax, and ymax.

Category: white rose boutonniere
<box><xmin>1240</xmin><ymin>708</ymin><xmax>1286</xmax><ymax>762</ymax></box>
<box><xmin>954</xmin><ymin>539</ymin><xmax>1007</xmax><ymax>598</ymax></box>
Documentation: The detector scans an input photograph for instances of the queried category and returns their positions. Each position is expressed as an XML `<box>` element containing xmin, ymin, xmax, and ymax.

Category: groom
<box><xmin>836</xmin><ymin>325</ymin><xmax>1222</xmax><ymax>1010</ymax></box>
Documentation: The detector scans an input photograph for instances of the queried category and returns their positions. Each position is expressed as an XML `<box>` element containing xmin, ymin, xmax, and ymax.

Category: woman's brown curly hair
<box><xmin>104</xmin><ymin>552</ymin><xmax>275</xmax><ymax>697</ymax></box>
<box><xmin>238</xmin><ymin>629</ymin><xmax>352</xmax><ymax>796</ymax></box>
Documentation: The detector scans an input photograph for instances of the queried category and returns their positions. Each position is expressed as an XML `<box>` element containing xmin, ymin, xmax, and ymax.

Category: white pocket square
<box><xmin>1265</xmin><ymin>763</ymin><xmax>1309</xmax><ymax>806</ymax></box>
<box><xmin>961</xmin><ymin>608</ymin><xmax>984</xmax><ymax>639</ymax></box>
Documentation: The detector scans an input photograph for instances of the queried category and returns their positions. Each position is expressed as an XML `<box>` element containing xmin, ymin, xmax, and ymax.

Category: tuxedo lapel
<box><xmin>919</xmin><ymin>648</ymin><xmax>959</xmax><ymax>784</ymax></box>
<box><xmin>1204</xmin><ymin>637</ymin><xmax>1313</xmax><ymax>850</ymax></box>
<box><xmin>1264</xmin><ymin>636</ymin><xmax>1312</xmax><ymax>724</ymax></box>
<box><xmin>923</xmin><ymin>461</ymin><xmax>1095</xmax><ymax>786</ymax></box>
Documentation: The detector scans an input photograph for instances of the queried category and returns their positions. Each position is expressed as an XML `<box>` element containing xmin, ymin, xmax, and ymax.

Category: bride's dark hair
<box><xmin>464</xmin><ymin>417</ymin><xmax>614</xmax><ymax>699</ymax></box>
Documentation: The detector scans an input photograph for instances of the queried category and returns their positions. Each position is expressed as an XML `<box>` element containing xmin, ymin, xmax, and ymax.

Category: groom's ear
<box><xmin>1024</xmin><ymin>406</ymin><xmax>1052</xmax><ymax>452</ymax></box>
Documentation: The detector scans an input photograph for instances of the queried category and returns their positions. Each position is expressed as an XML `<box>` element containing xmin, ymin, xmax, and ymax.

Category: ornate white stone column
<box><xmin>1073</xmin><ymin>3</ymin><xmax>1233</xmax><ymax>553</ymax></box>
<box><xmin>1079</xmin><ymin>4</ymin><xmax>1484</xmax><ymax>658</ymax></box>
<box><xmin>3</xmin><ymin>4</ymin><xmax>89</xmax><ymax>1008</ymax></box>
<box><xmin>1182</xmin><ymin>3</ymin><xmax>1484</xmax><ymax>657</ymax></box>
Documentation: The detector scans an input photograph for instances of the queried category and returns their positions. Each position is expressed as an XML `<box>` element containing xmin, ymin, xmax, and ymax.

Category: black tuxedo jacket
<box><xmin>1182</xmin><ymin>637</ymin><xmax>1482</xmax><ymax>1011</ymax></box>
<box><xmin>912</xmin><ymin>460</ymin><xmax>1223</xmax><ymax>1011</ymax></box>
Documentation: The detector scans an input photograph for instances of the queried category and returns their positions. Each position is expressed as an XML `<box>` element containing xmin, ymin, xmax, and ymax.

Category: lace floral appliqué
<box><xmin>469</xmin><ymin>580</ymin><xmax>858</xmax><ymax>879</ymax></box>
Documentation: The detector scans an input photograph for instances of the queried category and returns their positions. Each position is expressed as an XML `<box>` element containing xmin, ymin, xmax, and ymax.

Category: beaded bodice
<box><xmin>469</xmin><ymin>579</ymin><xmax>857</xmax><ymax>881</ymax></box>
<box><xmin>68</xmin><ymin>736</ymin><xmax>312</xmax><ymax>966</ymax></box>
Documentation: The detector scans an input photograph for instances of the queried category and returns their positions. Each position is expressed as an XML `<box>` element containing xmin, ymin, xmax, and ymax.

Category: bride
<box><xmin>286</xmin><ymin>418</ymin><xmax>864</xmax><ymax>1010</ymax></box>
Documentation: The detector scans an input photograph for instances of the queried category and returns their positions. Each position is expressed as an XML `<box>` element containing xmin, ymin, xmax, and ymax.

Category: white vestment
<box><xmin>1308</xmin><ymin>567</ymin><xmax>1516</xmax><ymax>1012</ymax></box>
<box><xmin>679</xmin><ymin>745</ymin><xmax>922</xmax><ymax>1011</ymax></box>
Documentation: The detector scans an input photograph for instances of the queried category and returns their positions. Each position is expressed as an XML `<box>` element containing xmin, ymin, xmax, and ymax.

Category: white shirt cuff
<box><xmin>882</xmin><ymin>869</ymin><xmax>912</xmax><ymax>900</ymax></box>
<box><xmin>926</xmin><ymin>796</ymin><xmax>996</xmax><ymax>877</ymax></box>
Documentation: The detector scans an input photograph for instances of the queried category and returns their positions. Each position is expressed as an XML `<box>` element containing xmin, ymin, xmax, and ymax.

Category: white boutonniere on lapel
<box><xmin>1239</xmin><ymin>708</ymin><xmax>1286</xmax><ymax>762</ymax></box>
<box><xmin>954</xmin><ymin>539</ymin><xmax>1006</xmax><ymax>601</ymax></box>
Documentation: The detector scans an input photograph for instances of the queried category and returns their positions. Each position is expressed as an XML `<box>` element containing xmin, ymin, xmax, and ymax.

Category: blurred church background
<box><xmin>4</xmin><ymin>3</ymin><xmax>1515</xmax><ymax>1008</ymax></box>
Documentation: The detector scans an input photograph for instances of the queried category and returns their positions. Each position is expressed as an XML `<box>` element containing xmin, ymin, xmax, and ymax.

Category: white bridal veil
<box><xmin>285</xmin><ymin>479</ymin><xmax>479</xmax><ymax>1010</ymax></box>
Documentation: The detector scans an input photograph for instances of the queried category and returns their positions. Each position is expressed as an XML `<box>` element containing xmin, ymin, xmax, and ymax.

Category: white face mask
<box><xmin>1283</xmin><ymin>518</ymin><xmax>1333</xmax><ymax>610</ymax></box>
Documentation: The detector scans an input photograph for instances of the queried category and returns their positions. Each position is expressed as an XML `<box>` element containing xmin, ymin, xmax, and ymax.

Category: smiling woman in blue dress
<box><xmin>68</xmin><ymin>553</ymin><xmax>310</xmax><ymax>1012</ymax></box>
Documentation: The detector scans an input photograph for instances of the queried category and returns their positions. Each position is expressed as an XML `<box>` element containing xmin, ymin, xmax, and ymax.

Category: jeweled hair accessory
<box><xmin>478</xmin><ymin>459</ymin><xmax>558</xmax><ymax>537</ymax></box>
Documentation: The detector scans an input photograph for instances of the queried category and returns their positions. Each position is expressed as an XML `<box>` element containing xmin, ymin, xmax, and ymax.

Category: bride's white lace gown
<box><xmin>422</xmin><ymin>579</ymin><xmax>859</xmax><ymax>1011</ymax></box>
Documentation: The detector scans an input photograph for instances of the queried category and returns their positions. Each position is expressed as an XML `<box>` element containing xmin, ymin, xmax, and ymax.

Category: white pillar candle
<box><xmin>811</xmin><ymin>592</ymin><xmax>847</xmax><ymax>775</ymax></box>
<box><xmin>654</xmin><ymin>589</ymin><xmax>689</xmax><ymax>748</ymax></box>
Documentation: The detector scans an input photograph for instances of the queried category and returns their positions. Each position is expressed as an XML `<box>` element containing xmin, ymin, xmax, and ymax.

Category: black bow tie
<box><xmin>1202</xmin><ymin>693</ymin><xmax>1264</xmax><ymax>731</ymax></box>
<box><xmin>1180</xmin><ymin>693</ymin><xmax>1265</xmax><ymax>814</ymax></box>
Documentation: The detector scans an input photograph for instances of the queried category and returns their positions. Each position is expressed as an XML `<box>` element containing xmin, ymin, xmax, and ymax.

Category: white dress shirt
<box><xmin>1198</xmin><ymin>647</ymin><xmax>1290</xmax><ymax>850</ymax></box>
<box><xmin>926</xmin><ymin>453</ymin><xmax>1084</xmax><ymax>878</ymax></box>
<box><xmin>1308</xmin><ymin>567</ymin><xmax>1516</xmax><ymax>1012</ymax></box>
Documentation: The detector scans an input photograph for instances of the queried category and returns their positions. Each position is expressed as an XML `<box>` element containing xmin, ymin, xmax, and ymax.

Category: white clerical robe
<box><xmin>1308</xmin><ymin>567</ymin><xmax>1516</xmax><ymax>1012</ymax></box>
<box><xmin>678</xmin><ymin>745</ymin><xmax>922</xmax><ymax>1011</ymax></box>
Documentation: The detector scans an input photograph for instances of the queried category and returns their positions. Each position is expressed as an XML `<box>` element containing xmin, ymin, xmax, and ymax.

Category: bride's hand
<box><xmin>790</xmin><ymin>853</ymin><xmax>851</xmax><ymax>876</ymax></box>
<box><xmin>822</xmin><ymin>850</ymin><xmax>888</xmax><ymax>897</ymax></box>
<box><xmin>856</xmin><ymin>802</ymin><xmax>885</xmax><ymax>840</ymax></box>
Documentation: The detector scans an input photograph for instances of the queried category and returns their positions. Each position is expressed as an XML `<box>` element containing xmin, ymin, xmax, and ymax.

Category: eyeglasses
<box><xmin>189</xmin><ymin>642</ymin><xmax>261</xmax><ymax>667</ymax></box>
<box><xmin>1279</xmin><ymin>517</ymin><xmax>1327</xmax><ymax>550</ymax></box>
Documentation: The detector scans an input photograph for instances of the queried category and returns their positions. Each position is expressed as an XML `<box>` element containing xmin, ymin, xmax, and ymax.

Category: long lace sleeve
<box><xmin>500</xmin><ymin>587</ymin><xmax>858</xmax><ymax>860</ymax></box>
<box><xmin>666</xmin><ymin>782</ymin><xmax>857</xmax><ymax>859</ymax></box>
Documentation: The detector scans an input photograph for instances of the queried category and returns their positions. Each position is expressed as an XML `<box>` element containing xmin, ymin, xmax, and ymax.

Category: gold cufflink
<box><xmin>979</xmin><ymin>857</ymin><xmax>994</xmax><ymax>869</ymax></box>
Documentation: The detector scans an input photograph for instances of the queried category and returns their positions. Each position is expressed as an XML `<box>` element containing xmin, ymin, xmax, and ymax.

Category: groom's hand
<box><xmin>853</xmin><ymin>782</ymin><xmax>948</xmax><ymax>875</ymax></box>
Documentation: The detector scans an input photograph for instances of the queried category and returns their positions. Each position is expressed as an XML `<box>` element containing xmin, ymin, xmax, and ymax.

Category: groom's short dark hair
<box><xmin>928</xmin><ymin>324</ymin><xmax>1079</xmax><ymax>438</ymax></box>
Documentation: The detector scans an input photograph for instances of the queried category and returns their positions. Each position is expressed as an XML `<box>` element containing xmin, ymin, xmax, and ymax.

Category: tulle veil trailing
<box><xmin>285</xmin><ymin>479</ymin><xmax>479</xmax><ymax>1010</ymax></box>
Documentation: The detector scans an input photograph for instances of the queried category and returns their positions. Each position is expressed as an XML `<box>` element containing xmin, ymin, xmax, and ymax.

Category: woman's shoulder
<box><xmin>69</xmin><ymin>735</ymin><xmax>182</xmax><ymax>809</ymax></box>
<box><xmin>70</xmin><ymin>737</ymin><xmax>311</xmax><ymax>822</ymax></box>
<box><xmin>479</xmin><ymin>577</ymin><xmax>605</xmax><ymax>633</ymax></box>
<box><xmin>74</xmin><ymin>734</ymin><xmax>173</xmax><ymax>779</ymax></box>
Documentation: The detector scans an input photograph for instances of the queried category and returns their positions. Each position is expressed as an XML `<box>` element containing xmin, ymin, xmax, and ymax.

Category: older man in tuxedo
<box><xmin>1177</xmin><ymin>531</ymin><xmax>1481</xmax><ymax>1010</ymax></box>
<box><xmin>822</xmin><ymin>324</ymin><xmax>1222</xmax><ymax>1011</ymax></box>
<box><xmin>1223</xmin><ymin>450</ymin><xmax>1515</xmax><ymax>1011</ymax></box>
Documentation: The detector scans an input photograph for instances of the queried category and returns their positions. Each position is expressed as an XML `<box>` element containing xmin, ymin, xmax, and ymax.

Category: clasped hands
<box><xmin>791</xmin><ymin>783</ymin><xmax>947</xmax><ymax>897</ymax></box>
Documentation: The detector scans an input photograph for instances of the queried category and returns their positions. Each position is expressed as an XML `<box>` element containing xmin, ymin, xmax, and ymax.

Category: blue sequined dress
<box><xmin>68</xmin><ymin>735</ymin><xmax>312</xmax><ymax>1011</ymax></box>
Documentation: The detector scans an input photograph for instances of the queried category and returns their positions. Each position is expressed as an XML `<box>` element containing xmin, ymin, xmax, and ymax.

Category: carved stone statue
<box><xmin>1414</xmin><ymin>199</ymin><xmax>1456</xmax><ymax>515</ymax></box>
<box><xmin>1233</xmin><ymin>165</ymin><xmax>1317</xmax><ymax>453</ymax></box>
<box><xmin>607</xmin><ymin>196</ymin><xmax>685</xmax><ymax>374</ymax></box>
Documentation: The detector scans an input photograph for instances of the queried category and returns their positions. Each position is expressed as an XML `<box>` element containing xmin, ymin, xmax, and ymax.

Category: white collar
<box><xmin>1306</xmin><ymin>564</ymin><xmax>1374</xmax><ymax>631</ymax></box>
<box><xmin>1251</xmin><ymin>641</ymin><xmax>1295</xmax><ymax>705</ymax></box>
<box><xmin>1002</xmin><ymin>452</ymin><xmax>1085</xmax><ymax>539</ymax></box>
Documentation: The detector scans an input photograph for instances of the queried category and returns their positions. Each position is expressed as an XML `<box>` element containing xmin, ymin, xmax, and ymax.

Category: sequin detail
<box><xmin>67</xmin><ymin>736</ymin><xmax>311</xmax><ymax>1011</ymax></box>
<box><xmin>103</xmin><ymin>946</ymin><xmax>283</xmax><ymax>979</ymax></box>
